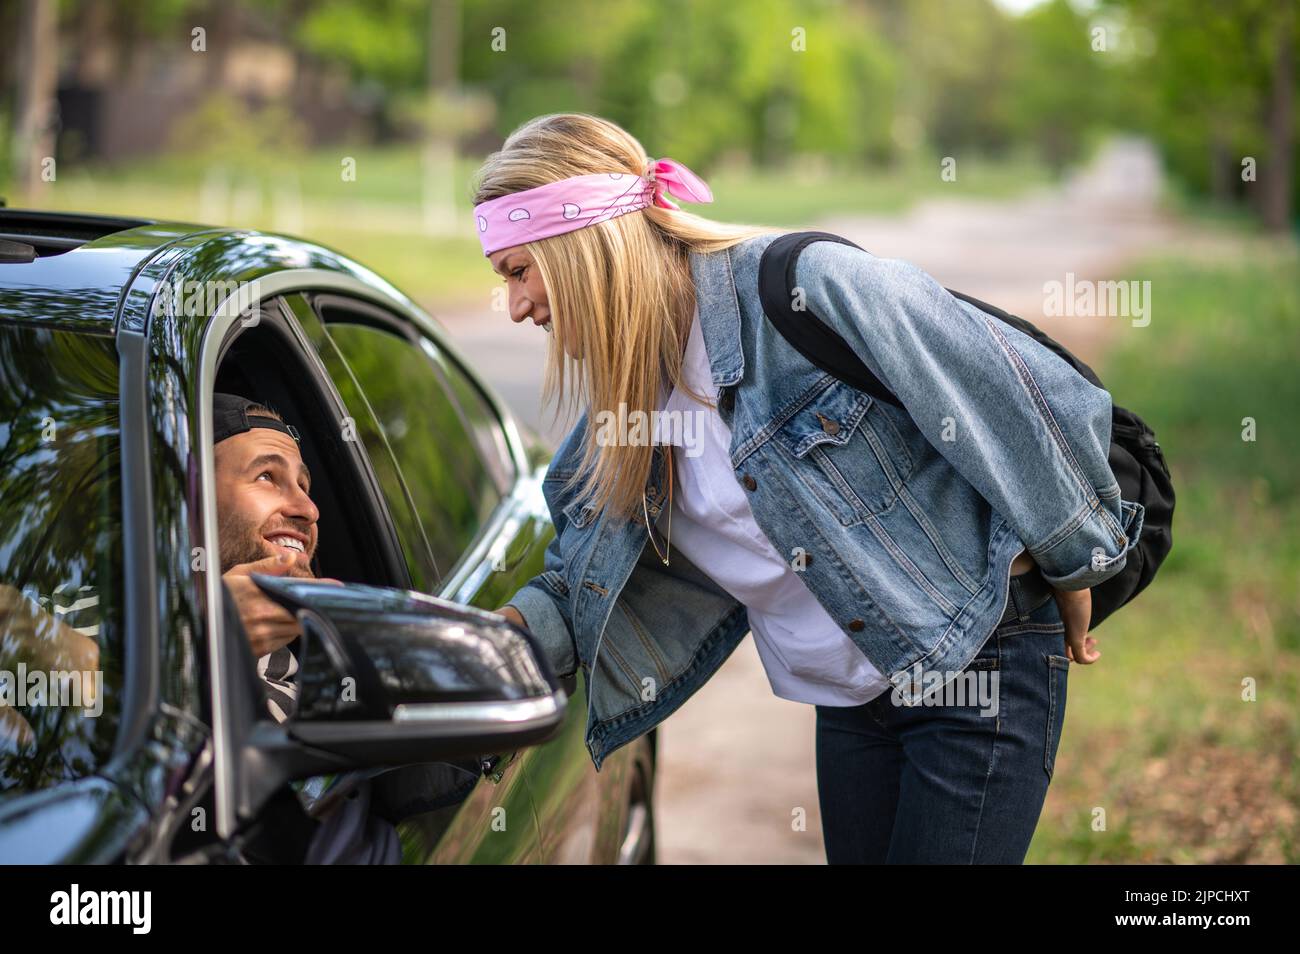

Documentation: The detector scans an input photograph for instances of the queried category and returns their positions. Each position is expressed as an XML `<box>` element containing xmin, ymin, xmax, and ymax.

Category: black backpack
<box><xmin>757</xmin><ymin>230</ymin><xmax>1174</xmax><ymax>630</ymax></box>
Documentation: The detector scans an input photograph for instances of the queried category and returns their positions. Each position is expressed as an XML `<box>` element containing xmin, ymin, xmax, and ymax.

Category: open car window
<box><xmin>283</xmin><ymin>293</ymin><xmax>507</xmax><ymax>592</ymax></box>
<box><xmin>212</xmin><ymin>296</ymin><xmax>410</xmax><ymax>591</ymax></box>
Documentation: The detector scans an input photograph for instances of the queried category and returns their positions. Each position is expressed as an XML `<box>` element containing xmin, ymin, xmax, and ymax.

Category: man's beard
<box><xmin>218</xmin><ymin>509</ymin><xmax>316</xmax><ymax>578</ymax></box>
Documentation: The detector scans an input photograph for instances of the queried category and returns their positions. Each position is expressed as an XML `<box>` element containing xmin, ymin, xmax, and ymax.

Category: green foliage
<box><xmin>4</xmin><ymin>0</ymin><xmax>1290</xmax><ymax>229</ymax></box>
<box><xmin>1006</xmin><ymin>0</ymin><xmax>1125</xmax><ymax>170</ymax></box>
<box><xmin>295</xmin><ymin>0</ymin><xmax>431</xmax><ymax>86</ymax></box>
<box><xmin>1028</xmin><ymin>240</ymin><xmax>1300</xmax><ymax>862</ymax></box>
<box><xmin>1104</xmin><ymin>0</ymin><xmax>1299</xmax><ymax>221</ymax></box>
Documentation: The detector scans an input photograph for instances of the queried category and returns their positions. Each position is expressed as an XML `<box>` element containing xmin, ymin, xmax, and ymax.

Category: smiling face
<box><xmin>214</xmin><ymin>428</ymin><xmax>320</xmax><ymax>577</ymax></box>
<box><xmin>490</xmin><ymin>244</ymin><xmax>580</xmax><ymax>358</ymax></box>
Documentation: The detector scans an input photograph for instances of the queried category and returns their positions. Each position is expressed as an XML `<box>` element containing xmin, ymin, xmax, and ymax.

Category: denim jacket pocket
<box><xmin>773</xmin><ymin>378</ymin><xmax>916</xmax><ymax>525</ymax></box>
<box><xmin>562</xmin><ymin>497</ymin><xmax>599</xmax><ymax>530</ymax></box>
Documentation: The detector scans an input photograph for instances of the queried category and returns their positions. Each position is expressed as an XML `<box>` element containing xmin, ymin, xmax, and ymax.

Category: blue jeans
<box><xmin>814</xmin><ymin>569</ymin><xmax>1070</xmax><ymax>863</ymax></box>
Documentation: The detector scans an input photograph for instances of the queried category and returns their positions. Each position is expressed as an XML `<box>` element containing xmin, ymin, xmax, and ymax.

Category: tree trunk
<box><xmin>423</xmin><ymin>0</ymin><xmax>460</xmax><ymax>235</ymax></box>
<box><xmin>202</xmin><ymin>0</ymin><xmax>240</xmax><ymax>90</ymax></box>
<box><xmin>11</xmin><ymin>0</ymin><xmax>58</xmax><ymax>200</ymax></box>
<box><xmin>1262</xmin><ymin>3</ymin><xmax>1295</xmax><ymax>232</ymax></box>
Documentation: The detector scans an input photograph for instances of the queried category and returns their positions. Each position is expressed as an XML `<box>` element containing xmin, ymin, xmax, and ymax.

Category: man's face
<box><xmin>214</xmin><ymin>429</ymin><xmax>320</xmax><ymax>578</ymax></box>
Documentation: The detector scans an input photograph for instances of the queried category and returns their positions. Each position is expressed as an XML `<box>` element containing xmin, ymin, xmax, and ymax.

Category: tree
<box><xmin>10</xmin><ymin>0</ymin><xmax>58</xmax><ymax>199</ymax></box>
<box><xmin>1108</xmin><ymin>0</ymin><xmax>1299</xmax><ymax>231</ymax></box>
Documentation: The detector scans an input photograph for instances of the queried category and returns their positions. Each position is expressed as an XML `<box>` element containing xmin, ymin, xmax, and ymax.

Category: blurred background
<box><xmin>2</xmin><ymin>0</ymin><xmax>1296</xmax><ymax>863</ymax></box>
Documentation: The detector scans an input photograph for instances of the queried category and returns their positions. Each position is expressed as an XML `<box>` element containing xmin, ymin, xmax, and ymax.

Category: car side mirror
<box><xmin>223</xmin><ymin>576</ymin><xmax>567</xmax><ymax>831</ymax></box>
<box><xmin>252</xmin><ymin>575</ymin><xmax>567</xmax><ymax>761</ymax></box>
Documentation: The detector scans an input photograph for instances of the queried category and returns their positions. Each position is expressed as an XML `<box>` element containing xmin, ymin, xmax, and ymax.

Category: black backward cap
<box><xmin>212</xmin><ymin>392</ymin><xmax>301</xmax><ymax>446</ymax></box>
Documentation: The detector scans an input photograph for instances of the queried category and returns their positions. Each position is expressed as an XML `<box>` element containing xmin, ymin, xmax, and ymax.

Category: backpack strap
<box><xmin>757</xmin><ymin>231</ymin><xmax>906</xmax><ymax>410</ymax></box>
<box><xmin>757</xmin><ymin>230</ymin><xmax>1107</xmax><ymax>405</ymax></box>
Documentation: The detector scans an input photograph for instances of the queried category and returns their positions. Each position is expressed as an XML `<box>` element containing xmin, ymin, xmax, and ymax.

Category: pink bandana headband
<box><xmin>474</xmin><ymin>157</ymin><xmax>712</xmax><ymax>257</ymax></box>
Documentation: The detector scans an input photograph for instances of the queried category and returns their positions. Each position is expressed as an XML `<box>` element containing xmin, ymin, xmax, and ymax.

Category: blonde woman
<box><xmin>477</xmin><ymin>113</ymin><xmax>1143</xmax><ymax>864</ymax></box>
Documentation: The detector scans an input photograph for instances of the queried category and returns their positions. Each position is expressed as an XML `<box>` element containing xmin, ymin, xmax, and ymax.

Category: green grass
<box><xmin>1026</xmin><ymin>237</ymin><xmax>1300</xmax><ymax>863</ymax></box>
<box><xmin>10</xmin><ymin>144</ymin><xmax>1055</xmax><ymax>307</ymax></box>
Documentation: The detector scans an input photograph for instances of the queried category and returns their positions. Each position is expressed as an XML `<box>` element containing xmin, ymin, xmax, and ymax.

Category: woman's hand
<box><xmin>1049</xmin><ymin>585</ymin><xmax>1100</xmax><ymax>664</ymax></box>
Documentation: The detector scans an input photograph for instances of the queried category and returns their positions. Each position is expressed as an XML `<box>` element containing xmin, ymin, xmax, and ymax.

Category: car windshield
<box><xmin>0</xmin><ymin>325</ymin><xmax>124</xmax><ymax>798</ymax></box>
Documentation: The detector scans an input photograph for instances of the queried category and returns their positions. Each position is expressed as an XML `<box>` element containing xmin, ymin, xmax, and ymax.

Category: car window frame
<box><xmin>278</xmin><ymin>292</ymin><xmax>447</xmax><ymax>589</ymax></box>
<box><xmin>211</xmin><ymin>296</ymin><xmax>414</xmax><ymax>590</ymax></box>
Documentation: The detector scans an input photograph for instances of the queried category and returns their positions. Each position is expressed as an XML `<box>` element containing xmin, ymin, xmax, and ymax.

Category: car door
<box><xmin>278</xmin><ymin>291</ymin><xmax>554</xmax><ymax>862</ymax></box>
<box><xmin>0</xmin><ymin>324</ymin><xmax>151</xmax><ymax>862</ymax></box>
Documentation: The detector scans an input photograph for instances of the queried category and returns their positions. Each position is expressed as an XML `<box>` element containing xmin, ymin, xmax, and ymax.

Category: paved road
<box><xmin>430</xmin><ymin>137</ymin><xmax>1186</xmax><ymax>863</ymax></box>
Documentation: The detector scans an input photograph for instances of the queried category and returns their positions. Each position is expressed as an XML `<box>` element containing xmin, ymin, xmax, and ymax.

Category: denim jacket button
<box><xmin>1118</xmin><ymin>534</ymin><xmax>1127</xmax><ymax>546</ymax></box>
<box><xmin>848</xmin><ymin>618</ymin><xmax>865</xmax><ymax>631</ymax></box>
<box><xmin>742</xmin><ymin>473</ymin><xmax>757</xmax><ymax>491</ymax></box>
<box><xmin>817</xmin><ymin>412</ymin><xmax>840</xmax><ymax>435</ymax></box>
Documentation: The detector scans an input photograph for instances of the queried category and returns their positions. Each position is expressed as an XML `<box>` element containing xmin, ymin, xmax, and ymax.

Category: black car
<box><xmin>0</xmin><ymin>209</ymin><xmax>655</xmax><ymax>864</ymax></box>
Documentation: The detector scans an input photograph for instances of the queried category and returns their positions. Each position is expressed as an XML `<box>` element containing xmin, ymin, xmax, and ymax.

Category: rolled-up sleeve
<box><xmin>797</xmin><ymin>241</ymin><xmax>1144</xmax><ymax>591</ymax></box>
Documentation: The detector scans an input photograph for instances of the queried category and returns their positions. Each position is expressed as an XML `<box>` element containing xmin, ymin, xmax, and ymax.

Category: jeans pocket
<box><xmin>1044</xmin><ymin>653</ymin><xmax>1070</xmax><ymax>780</ymax></box>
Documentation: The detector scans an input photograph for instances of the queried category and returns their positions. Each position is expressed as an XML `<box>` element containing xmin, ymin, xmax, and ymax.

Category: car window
<box><xmin>275</xmin><ymin>295</ymin><xmax>441</xmax><ymax>591</ymax></box>
<box><xmin>281</xmin><ymin>293</ymin><xmax>507</xmax><ymax>590</ymax></box>
<box><xmin>0</xmin><ymin>326</ymin><xmax>123</xmax><ymax>798</ymax></box>
<box><xmin>414</xmin><ymin>335</ymin><xmax>516</xmax><ymax>497</ymax></box>
<box><xmin>321</xmin><ymin>317</ymin><xmax>505</xmax><ymax>580</ymax></box>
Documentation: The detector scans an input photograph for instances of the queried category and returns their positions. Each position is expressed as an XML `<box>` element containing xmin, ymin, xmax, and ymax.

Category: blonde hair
<box><xmin>471</xmin><ymin>112</ymin><xmax>783</xmax><ymax>523</ymax></box>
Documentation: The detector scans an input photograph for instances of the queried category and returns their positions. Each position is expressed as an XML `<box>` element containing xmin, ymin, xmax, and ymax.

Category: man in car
<box><xmin>213</xmin><ymin>392</ymin><xmax>400</xmax><ymax>863</ymax></box>
<box><xmin>212</xmin><ymin>392</ymin><xmax>323</xmax><ymax>721</ymax></box>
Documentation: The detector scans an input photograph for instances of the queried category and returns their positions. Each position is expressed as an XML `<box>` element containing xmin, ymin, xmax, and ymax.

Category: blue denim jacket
<box><xmin>507</xmin><ymin>232</ymin><xmax>1145</xmax><ymax>771</ymax></box>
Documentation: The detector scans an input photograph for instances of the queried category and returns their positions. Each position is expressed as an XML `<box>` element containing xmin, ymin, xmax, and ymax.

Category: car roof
<box><xmin>0</xmin><ymin>209</ymin><xmax>233</xmax><ymax>333</ymax></box>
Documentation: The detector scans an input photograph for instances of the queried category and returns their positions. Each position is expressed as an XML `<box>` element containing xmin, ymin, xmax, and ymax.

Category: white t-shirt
<box><xmin>652</xmin><ymin>306</ymin><xmax>892</xmax><ymax>707</ymax></box>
